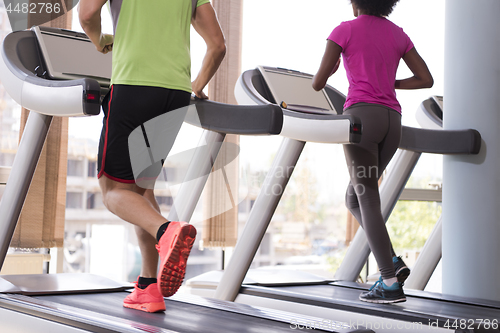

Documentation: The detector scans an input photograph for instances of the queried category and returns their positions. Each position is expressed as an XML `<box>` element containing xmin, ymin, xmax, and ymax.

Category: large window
<box><xmin>67</xmin><ymin>159</ymin><xmax>84</xmax><ymax>177</ymax></box>
<box><xmin>88</xmin><ymin>160</ymin><xmax>97</xmax><ymax>177</ymax></box>
<box><xmin>0</xmin><ymin>152</ymin><xmax>15</xmax><ymax>166</ymax></box>
<box><xmin>66</xmin><ymin>192</ymin><xmax>83</xmax><ymax>209</ymax></box>
<box><xmin>86</xmin><ymin>192</ymin><xmax>105</xmax><ymax>210</ymax></box>
<box><xmin>156</xmin><ymin>195</ymin><xmax>173</xmax><ymax>208</ymax></box>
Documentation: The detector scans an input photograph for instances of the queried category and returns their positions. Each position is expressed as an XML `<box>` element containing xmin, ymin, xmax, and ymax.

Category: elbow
<box><xmin>420</xmin><ymin>73</ymin><xmax>434</xmax><ymax>88</ymax></box>
<box><xmin>208</xmin><ymin>39</ymin><xmax>226</xmax><ymax>63</ymax></box>
<box><xmin>420</xmin><ymin>76</ymin><xmax>434</xmax><ymax>89</ymax></box>
<box><xmin>79</xmin><ymin>9</ymin><xmax>91</xmax><ymax>25</ymax></box>
<box><xmin>312</xmin><ymin>83</ymin><xmax>322</xmax><ymax>92</ymax></box>
<box><xmin>218</xmin><ymin>42</ymin><xmax>227</xmax><ymax>60</ymax></box>
<box><xmin>212</xmin><ymin>36</ymin><xmax>226</xmax><ymax>60</ymax></box>
<box><xmin>219</xmin><ymin>36</ymin><xmax>227</xmax><ymax>57</ymax></box>
<box><xmin>79</xmin><ymin>12</ymin><xmax>94</xmax><ymax>31</ymax></box>
<box><xmin>311</xmin><ymin>76</ymin><xmax>324</xmax><ymax>91</ymax></box>
<box><xmin>413</xmin><ymin>75</ymin><xmax>434</xmax><ymax>89</ymax></box>
<box><xmin>78</xmin><ymin>4</ymin><xmax>101</xmax><ymax>31</ymax></box>
<box><xmin>425</xmin><ymin>76</ymin><xmax>434</xmax><ymax>88</ymax></box>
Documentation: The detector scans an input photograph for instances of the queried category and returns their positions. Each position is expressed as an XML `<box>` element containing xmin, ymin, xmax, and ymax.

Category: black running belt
<box><xmin>239</xmin><ymin>283</ymin><xmax>500</xmax><ymax>330</ymax></box>
<box><xmin>33</xmin><ymin>291</ymin><xmax>354</xmax><ymax>333</ymax></box>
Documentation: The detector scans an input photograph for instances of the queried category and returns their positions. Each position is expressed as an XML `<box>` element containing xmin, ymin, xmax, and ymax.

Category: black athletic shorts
<box><xmin>97</xmin><ymin>84</ymin><xmax>191</xmax><ymax>184</ymax></box>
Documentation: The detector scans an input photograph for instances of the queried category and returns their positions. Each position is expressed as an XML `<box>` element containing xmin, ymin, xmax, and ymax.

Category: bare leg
<box><xmin>99</xmin><ymin>176</ymin><xmax>169</xmax><ymax>280</ymax></box>
<box><xmin>99</xmin><ymin>175</ymin><xmax>168</xmax><ymax>238</ymax></box>
<box><xmin>135</xmin><ymin>190</ymin><xmax>162</xmax><ymax>278</ymax></box>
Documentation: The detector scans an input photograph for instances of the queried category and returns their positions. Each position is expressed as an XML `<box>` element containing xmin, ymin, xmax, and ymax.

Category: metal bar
<box><xmin>399</xmin><ymin>188</ymin><xmax>442</xmax><ymax>202</ymax></box>
<box><xmin>405</xmin><ymin>216</ymin><xmax>442</xmax><ymax>290</ymax></box>
<box><xmin>334</xmin><ymin>149</ymin><xmax>422</xmax><ymax>281</ymax></box>
<box><xmin>168</xmin><ymin>130</ymin><xmax>226</xmax><ymax>222</ymax></box>
<box><xmin>0</xmin><ymin>112</ymin><xmax>53</xmax><ymax>270</ymax></box>
<box><xmin>214</xmin><ymin>138</ymin><xmax>306</xmax><ymax>301</ymax></box>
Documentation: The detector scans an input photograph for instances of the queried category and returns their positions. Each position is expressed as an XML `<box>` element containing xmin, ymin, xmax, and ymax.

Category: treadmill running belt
<box><xmin>35</xmin><ymin>291</ymin><xmax>330</xmax><ymax>333</ymax></box>
<box><xmin>240</xmin><ymin>283</ymin><xmax>500</xmax><ymax>328</ymax></box>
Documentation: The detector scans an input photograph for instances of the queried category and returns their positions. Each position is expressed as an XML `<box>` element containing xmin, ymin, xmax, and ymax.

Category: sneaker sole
<box><xmin>359</xmin><ymin>296</ymin><xmax>407</xmax><ymax>304</ymax></box>
<box><xmin>396</xmin><ymin>267</ymin><xmax>411</xmax><ymax>283</ymax></box>
<box><xmin>158</xmin><ymin>223</ymin><xmax>197</xmax><ymax>297</ymax></box>
<box><xmin>123</xmin><ymin>301</ymin><xmax>166</xmax><ymax>313</ymax></box>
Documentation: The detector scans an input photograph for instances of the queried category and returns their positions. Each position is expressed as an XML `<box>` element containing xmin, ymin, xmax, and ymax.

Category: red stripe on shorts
<box><xmin>98</xmin><ymin>85</ymin><xmax>114</xmax><ymax>180</ymax></box>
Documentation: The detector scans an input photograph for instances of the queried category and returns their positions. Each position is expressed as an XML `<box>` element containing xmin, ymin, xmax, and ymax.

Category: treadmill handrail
<box><xmin>400</xmin><ymin>126</ymin><xmax>481</xmax><ymax>154</ymax></box>
<box><xmin>188</xmin><ymin>98</ymin><xmax>283</xmax><ymax>135</ymax></box>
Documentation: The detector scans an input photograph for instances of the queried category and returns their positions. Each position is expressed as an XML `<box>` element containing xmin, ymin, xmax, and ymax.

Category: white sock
<box><xmin>383</xmin><ymin>277</ymin><xmax>398</xmax><ymax>286</ymax></box>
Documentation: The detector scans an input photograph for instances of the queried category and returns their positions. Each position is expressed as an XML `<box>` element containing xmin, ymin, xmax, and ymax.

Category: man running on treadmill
<box><xmin>79</xmin><ymin>0</ymin><xmax>226</xmax><ymax>312</ymax></box>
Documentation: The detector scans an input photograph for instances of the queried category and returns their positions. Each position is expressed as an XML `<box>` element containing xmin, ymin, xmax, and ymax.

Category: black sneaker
<box><xmin>359</xmin><ymin>277</ymin><xmax>406</xmax><ymax>303</ymax></box>
<box><xmin>393</xmin><ymin>256</ymin><xmax>410</xmax><ymax>283</ymax></box>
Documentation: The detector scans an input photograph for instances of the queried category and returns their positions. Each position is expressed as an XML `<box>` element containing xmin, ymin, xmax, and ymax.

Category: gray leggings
<box><xmin>343</xmin><ymin>103</ymin><xmax>402</xmax><ymax>280</ymax></box>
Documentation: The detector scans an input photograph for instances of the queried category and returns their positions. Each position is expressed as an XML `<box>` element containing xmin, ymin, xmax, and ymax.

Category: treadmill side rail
<box><xmin>187</xmin><ymin>99</ymin><xmax>283</xmax><ymax>135</ymax></box>
<box><xmin>400</xmin><ymin>126</ymin><xmax>481</xmax><ymax>155</ymax></box>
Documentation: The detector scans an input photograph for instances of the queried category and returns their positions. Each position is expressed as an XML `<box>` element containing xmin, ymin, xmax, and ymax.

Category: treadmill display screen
<box><xmin>33</xmin><ymin>27</ymin><xmax>112</xmax><ymax>86</ymax></box>
<box><xmin>258</xmin><ymin>66</ymin><xmax>334</xmax><ymax>112</ymax></box>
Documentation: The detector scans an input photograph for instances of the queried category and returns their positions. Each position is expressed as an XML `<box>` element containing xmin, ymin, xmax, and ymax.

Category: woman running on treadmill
<box><xmin>313</xmin><ymin>0</ymin><xmax>433</xmax><ymax>303</ymax></box>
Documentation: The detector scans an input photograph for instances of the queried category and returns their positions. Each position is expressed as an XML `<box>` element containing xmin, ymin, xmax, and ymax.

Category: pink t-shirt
<box><xmin>328</xmin><ymin>15</ymin><xmax>414</xmax><ymax>113</ymax></box>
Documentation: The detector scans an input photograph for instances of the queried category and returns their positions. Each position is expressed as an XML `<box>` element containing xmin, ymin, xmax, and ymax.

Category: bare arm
<box><xmin>79</xmin><ymin>0</ymin><xmax>113</xmax><ymax>54</ymax></box>
<box><xmin>395</xmin><ymin>47</ymin><xmax>434</xmax><ymax>89</ymax></box>
<box><xmin>312</xmin><ymin>40</ymin><xmax>342</xmax><ymax>91</ymax></box>
<box><xmin>191</xmin><ymin>3</ymin><xmax>226</xmax><ymax>99</ymax></box>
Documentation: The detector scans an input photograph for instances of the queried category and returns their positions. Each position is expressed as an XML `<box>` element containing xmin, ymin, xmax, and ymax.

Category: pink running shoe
<box><xmin>123</xmin><ymin>282</ymin><xmax>166</xmax><ymax>313</ymax></box>
<box><xmin>156</xmin><ymin>221</ymin><xmax>197</xmax><ymax>297</ymax></box>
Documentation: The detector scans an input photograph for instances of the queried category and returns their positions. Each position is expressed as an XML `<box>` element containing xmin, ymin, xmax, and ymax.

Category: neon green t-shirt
<box><xmin>110</xmin><ymin>0</ymin><xmax>210</xmax><ymax>92</ymax></box>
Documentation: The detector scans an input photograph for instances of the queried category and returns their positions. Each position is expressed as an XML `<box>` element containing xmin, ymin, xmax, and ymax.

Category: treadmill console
<box><xmin>32</xmin><ymin>26</ymin><xmax>111</xmax><ymax>87</ymax></box>
<box><xmin>258</xmin><ymin>66</ymin><xmax>337</xmax><ymax>114</ymax></box>
<box><xmin>416</xmin><ymin>95</ymin><xmax>443</xmax><ymax>130</ymax></box>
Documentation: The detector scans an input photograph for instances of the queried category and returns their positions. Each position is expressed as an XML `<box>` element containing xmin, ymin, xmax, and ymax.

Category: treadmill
<box><xmin>186</xmin><ymin>67</ymin><xmax>500</xmax><ymax>332</ymax></box>
<box><xmin>0</xmin><ymin>27</ymin><xmax>374</xmax><ymax>333</ymax></box>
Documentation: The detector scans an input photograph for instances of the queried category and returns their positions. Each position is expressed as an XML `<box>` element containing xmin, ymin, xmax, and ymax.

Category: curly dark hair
<box><xmin>350</xmin><ymin>0</ymin><xmax>401</xmax><ymax>17</ymax></box>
